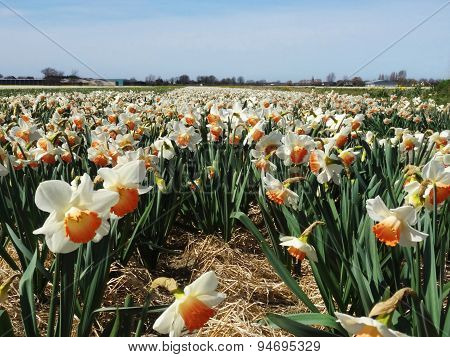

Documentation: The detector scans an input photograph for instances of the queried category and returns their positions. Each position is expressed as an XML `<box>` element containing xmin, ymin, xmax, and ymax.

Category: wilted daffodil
<box><xmin>366</xmin><ymin>196</ymin><xmax>427</xmax><ymax>247</ymax></box>
<box><xmin>98</xmin><ymin>160</ymin><xmax>151</xmax><ymax>217</ymax></box>
<box><xmin>33</xmin><ymin>174</ymin><xmax>119</xmax><ymax>254</ymax></box>
<box><xmin>152</xmin><ymin>271</ymin><xmax>226</xmax><ymax>337</ymax></box>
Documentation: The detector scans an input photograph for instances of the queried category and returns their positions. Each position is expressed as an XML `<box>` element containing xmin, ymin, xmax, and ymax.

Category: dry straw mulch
<box><xmin>0</xmin><ymin>226</ymin><xmax>323</xmax><ymax>337</ymax></box>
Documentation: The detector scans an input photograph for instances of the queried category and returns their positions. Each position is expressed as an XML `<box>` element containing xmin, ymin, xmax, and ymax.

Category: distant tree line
<box><xmin>376</xmin><ymin>70</ymin><xmax>440</xmax><ymax>86</ymax></box>
<box><xmin>0</xmin><ymin>68</ymin><xmax>444</xmax><ymax>87</ymax></box>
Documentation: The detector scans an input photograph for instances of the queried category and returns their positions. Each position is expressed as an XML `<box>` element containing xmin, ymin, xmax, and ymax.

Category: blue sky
<box><xmin>0</xmin><ymin>0</ymin><xmax>449</xmax><ymax>81</ymax></box>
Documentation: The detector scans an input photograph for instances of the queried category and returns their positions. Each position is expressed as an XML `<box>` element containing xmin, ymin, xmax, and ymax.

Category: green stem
<box><xmin>46</xmin><ymin>254</ymin><xmax>61</xmax><ymax>337</ymax></box>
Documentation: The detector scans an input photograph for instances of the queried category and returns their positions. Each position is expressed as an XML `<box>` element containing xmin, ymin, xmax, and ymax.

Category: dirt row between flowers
<box><xmin>0</xmin><ymin>210</ymin><xmax>324</xmax><ymax>337</ymax></box>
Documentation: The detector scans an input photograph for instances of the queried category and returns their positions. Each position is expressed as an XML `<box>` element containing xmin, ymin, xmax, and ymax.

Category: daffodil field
<box><xmin>0</xmin><ymin>87</ymin><xmax>449</xmax><ymax>337</ymax></box>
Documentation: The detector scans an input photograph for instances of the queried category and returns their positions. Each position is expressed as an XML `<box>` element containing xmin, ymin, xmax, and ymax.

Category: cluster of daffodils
<box><xmin>33</xmin><ymin>160</ymin><xmax>150</xmax><ymax>253</ymax></box>
<box><xmin>365</xmin><ymin>156</ymin><xmax>449</xmax><ymax>248</ymax></box>
<box><xmin>0</xmin><ymin>87</ymin><xmax>448</xmax><ymax>337</ymax></box>
<box><xmin>0</xmin><ymin>88</ymin><xmax>447</xmax><ymax>180</ymax></box>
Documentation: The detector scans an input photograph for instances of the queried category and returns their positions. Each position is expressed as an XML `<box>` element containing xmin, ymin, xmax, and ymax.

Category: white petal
<box><xmin>97</xmin><ymin>167</ymin><xmax>119</xmax><ymax>188</ymax></box>
<box><xmin>45</xmin><ymin>229</ymin><xmax>80</xmax><ymax>254</ymax></box>
<box><xmin>404</xmin><ymin>181</ymin><xmax>420</xmax><ymax>194</ymax></box>
<box><xmin>392</xmin><ymin>206</ymin><xmax>417</xmax><ymax>225</ymax></box>
<box><xmin>75</xmin><ymin>173</ymin><xmax>95</xmax><ymax>206</ymax></box>
<box><xmin>116</xmin><ymin>160</ymin><xmax>146</xmax><ymax>185</ymax></box>
<box><xmin>153</xmin><ymin>302</ymin><xmax>178</xmax><ymax>335</ymax></box>
<box><xmin>279</xmin><ymin>235</ymin><xmax>296</xmax><ymax>243</ymax></box>
<box><xmin>197</xmin><ymin>292</ymin><xmax>226</xmax><ymax>307</ymax></box>
<box><xmin>317</xmin><ymin>170</ymin><xmax>330</xmax><ymax>184</ymax></box>
<box><xmin>335</xmin><ymin>312</ymin><xmax>366</xmax><ymax>335</ymax></box>
<box><xmin>301</xmin><ymin>243</ymin><xmax>318</xmax><ymax>262</ymax></box>
<box><xmin>33</xmin><ymin>212</ymin><xmax>64</xmax><ymax>236</ymax></box>
<box><xmin>366</xmin><ymin>196</ymin><xmax>391</xmax><ymax>222</ymax></box>
<box><xmin>422</xmin><ymin>159</ymin><xmax>443</xmax><ymax>180</ymax></box>
<box><xmin>399</xmin><ymin>226</ymin><xmax>428</xmax><ymax>247</ymax></box>
<box><xmin>35</xmin><ymin>180</ymin><xmax>72</xmax><ymax>213</ymax></box>
<box><xmin>137</xmin><ymin>186</ymin><xmax>152</xmax><ymax>195</ymax></box>
<box><xmin>169</xmin><ymin>314</ymin><xmax>185</xmax><ymax>337</ymax></box>
<box><xmin>92</xmin><ymin>220</ymin><xmax>110</xmax><ymax>242</ymax></box>
<box><xmin>184</xmin><ymin>271</ymin><xmax>218</xmax><ymax>296</ymax></box>
<box><xmin>89</xmin><ymin>190</ymin><xmax>119</xmax><ymax>214</ymax></box>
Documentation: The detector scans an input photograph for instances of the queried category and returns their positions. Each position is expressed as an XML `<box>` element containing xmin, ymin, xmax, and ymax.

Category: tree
<box><xmin>326</xmin><ymin>72</ymin><xmax>336</xmax><ymax>83</ymax></box>
<box><xmin>351</xmin><ymin>76</ymin><xmax>365</xmax><ymax>86</ymax></box>
<box><xmin>41</xmin><ymin>67</ymin><xmax>64</xmax><ymax>78</ymax></box>
<box><xmin>398</xmin><ymin>70</ymin><xmax>407</xmax><ymax>80</ymax></box>
<box><xmin>237</xmin><ymin>76</ymin><xmax>245</xmax><ymax>84</ymax></box>
<box><xmin>145</xmin><ymin>75</ymin><xmax>156</xmax><ymax>83</ymax></box>
<box><xmin>155</xmin><ymin>77</ymin><xmax>165</xmax><ymax>85</ymax></box>
<box><xmin>207</xmin><ymin>75</ymin><xmax>217</xmax><ymax>84</ymax></box>
<box><xmin>0</xmin><ymin>74</ymin><xmax>3</xmax><ymax>79</ymax></box>
<box><xmin>178</xmin><ymin>74</ymin><xmax>190</xmax><ymax>84</ymax></box>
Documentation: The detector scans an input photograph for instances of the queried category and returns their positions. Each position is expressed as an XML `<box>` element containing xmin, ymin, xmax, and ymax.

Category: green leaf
<box><xmin>93</xmin><ymin>305</ymin><xmax>169</xmax><ymax>315</ymax></box>
<box><xmin>264</xmin><ymin>312</ymin><xmax>346</xmax><ymax>334</ymax></box>
<box><xmin>232</xmin><ymin>212</ymin><xmax>319</xmax><ymax>313</ymax></box>
<box><xmin>266</xmin><ymin>313</ymin><xmax>337</xmax><ymax>337</ymax></box>
<box><xmin>0</xmin><ymin>310</ymin><xmax>14</xmax><ymax>337</ymax></box>
<box><xmin>18</xmin><ymin>250</ymin><xmax>39</xmax><ymax>336</ymax></box>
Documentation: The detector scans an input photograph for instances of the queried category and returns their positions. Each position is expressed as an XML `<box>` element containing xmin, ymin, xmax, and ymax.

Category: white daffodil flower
<box><xmin>279</xmin><ymin>235</ymin><xmax>318</xmax><ymax>262</ymax></box>
<box><xmin>335</xmin><ymin>312</ymin><xmax>407</xmax><ymax>337</ymax></box>
<box><xmin>309</xmin><ymin>142</ymin><xmax>343</xmax><ymax>185</ymax></box>
<box><xmin>153</xmin><ymin>271</ymin><xmax>226</xmax><ymax>337</ymax></box>
<box><xmin>33</xmin><ymin>174</ymin><xmax>119</xmax><ymax>254</ymax></box>
<box><xmin>153</xmin><ymin>137</ymin><xmax>176</xmax><ymax>160</ymax></box>
<box><xmin>263</xmin><ymin>173</ymin><xmax>299</xmax><ymax>209</ymax></box>
<box><xmin>404</xmin><ymin>158</ymin><xmax>450</xmax><ymax>209</ymax></box>
<box><xmin>366</xmin><ymin>196</ymin><xmax>427</xmax><ymax>247</ymax></box>
<box><xmin>169</xmin><ymin>122</ymin><xmax>201</xmax><ymax>151</ymax></box>
<box><xmin>276</xmin><ymin>132</ymin><xmax>315</xmax><ymax>166</ymax></box>
<box><xmin>98</xmin><ymin>160</ymin><xmax>151</xmax><ymax>218</ymax></box>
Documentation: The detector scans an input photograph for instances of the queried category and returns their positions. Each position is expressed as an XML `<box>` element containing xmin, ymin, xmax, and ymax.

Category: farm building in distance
<box><xmin>0</xmin><ymin>77</ymin><xmax>119</xmax><ymax>86</ymax></box>
<box><xmin>365</xmin><ymin>80</ymin><xmax>397</xmax><ymax>87</ymax></box>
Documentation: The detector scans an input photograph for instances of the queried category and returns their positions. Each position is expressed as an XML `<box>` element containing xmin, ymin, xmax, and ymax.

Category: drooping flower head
<box><xmin>263</xmin><ymin>173</ymin><xmax>299</xmax><ymax>209</ymax></box>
